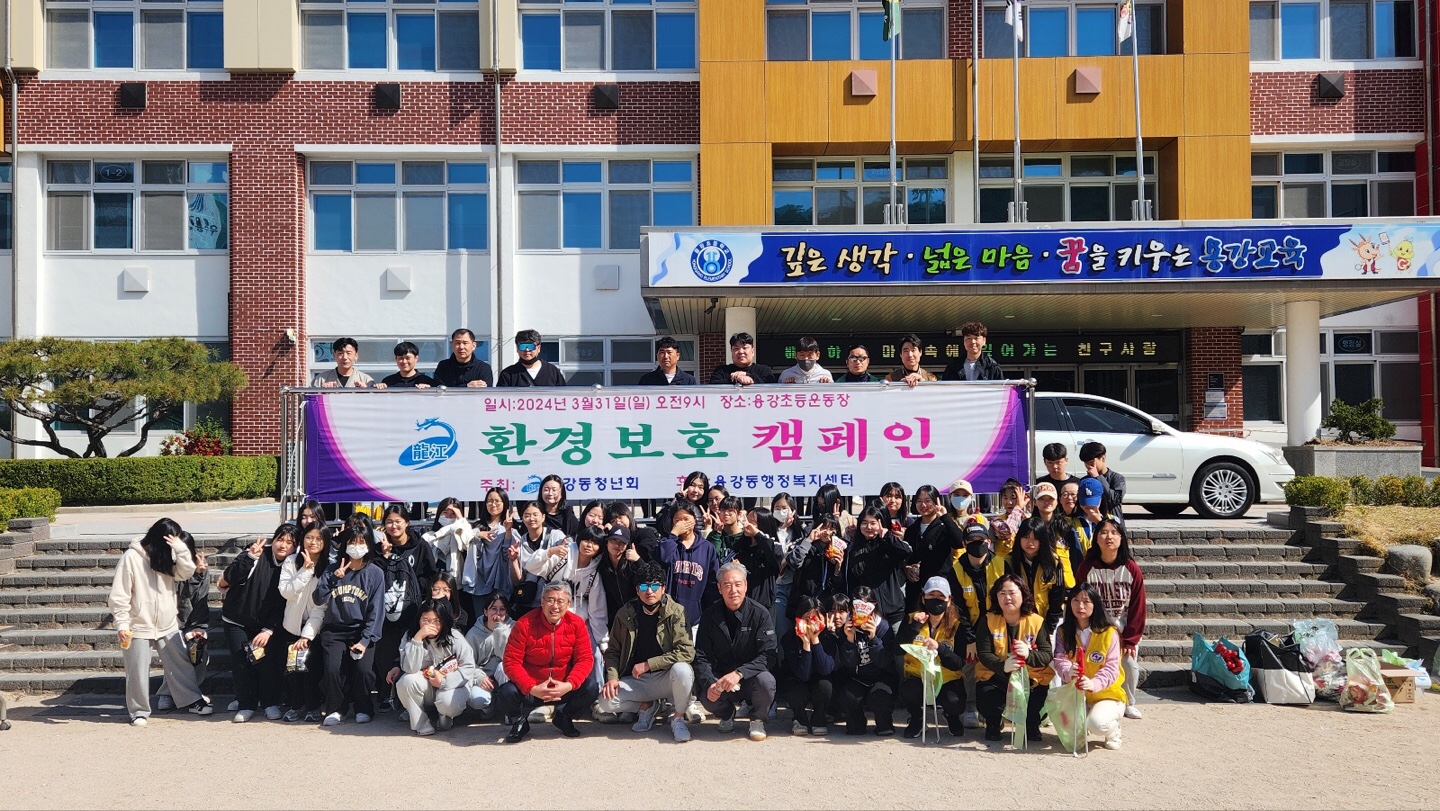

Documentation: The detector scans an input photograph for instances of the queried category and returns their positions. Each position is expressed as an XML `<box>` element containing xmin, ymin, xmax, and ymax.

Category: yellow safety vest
<box><xmin>1070</xmin><ymin>625</ymin><xmax>1128</xmax><ymax>705</ymax></box>
<box><xmin>903</xmin><ymin>621</ymin><xmax>965</xmax><ymax>685</ymax></box>
<box><xmin>953</xmin><ymin>553</ymin><xmax>1007</xmax><ymax>626</ymax></box>
<box><xmin>974</xmin><ymin>612</ymin><xmax>1054</xmax><ymax>685</ymax></box>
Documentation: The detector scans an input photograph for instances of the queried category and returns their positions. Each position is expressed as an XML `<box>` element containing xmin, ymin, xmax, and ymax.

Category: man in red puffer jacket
<box><xmin>497</xmin><ymin>581</ymin><xmax>597</xmax><ymax>742</ymax></box>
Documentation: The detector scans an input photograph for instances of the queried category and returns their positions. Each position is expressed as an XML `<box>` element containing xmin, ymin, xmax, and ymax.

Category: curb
<box><xmin>56</xmin><ymin>498</ymin><xmax>279</xmax><ymax>516</ymax></box>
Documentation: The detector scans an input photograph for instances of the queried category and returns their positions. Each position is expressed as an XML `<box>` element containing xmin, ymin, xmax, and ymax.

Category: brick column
<box><xmin>698</xmin><ymin>333</ymin><xmax>726</xmax><ymax>381</ymax></box>
<box><xmin>1185</xmin><ymin>327</ymin><xmax>1244</xmax><ymax>436</ymax></box>
<box><xmin>229</xmin><ymin>144</ymin><xmax>307</xmax><ymax>456</ymax></box>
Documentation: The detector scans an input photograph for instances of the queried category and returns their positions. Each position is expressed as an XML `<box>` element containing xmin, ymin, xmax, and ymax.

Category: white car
<box><xmin>1033</xmin><ymin>392</ymin><xmax>1295</xmax><ymax>520</ymax></box>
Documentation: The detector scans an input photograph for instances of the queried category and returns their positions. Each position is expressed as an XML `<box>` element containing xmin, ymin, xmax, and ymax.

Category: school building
<box><xmin>0</xmin><ymin>0</ymin><xmax>1437</xmax><ymax>460</ymax></box>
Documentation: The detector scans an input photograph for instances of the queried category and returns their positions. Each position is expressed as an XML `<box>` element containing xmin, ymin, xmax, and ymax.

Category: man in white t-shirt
<box><xmin>778</xmin><ymin>337</ymin><xmax>834</xmax><ymax>384</ymax></box>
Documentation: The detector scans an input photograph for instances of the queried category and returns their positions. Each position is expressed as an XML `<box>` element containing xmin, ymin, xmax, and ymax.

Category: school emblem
<box><xmin>691</xmin><ymin>239</ymin><xmax>734</xmax><ymax>283</ymax></box>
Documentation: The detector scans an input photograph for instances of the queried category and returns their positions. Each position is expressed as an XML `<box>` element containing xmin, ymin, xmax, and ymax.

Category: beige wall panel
<box><xmin>700</xmin><ymin>142</ymin><xmax>772</xmax><ymax>226</ymax></box>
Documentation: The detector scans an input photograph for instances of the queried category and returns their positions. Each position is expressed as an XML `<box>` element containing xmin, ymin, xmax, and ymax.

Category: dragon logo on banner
<box><xmin>397</xmin><ymin>418</ymin><xmax>458</xmax><ymax>470</ymax></box>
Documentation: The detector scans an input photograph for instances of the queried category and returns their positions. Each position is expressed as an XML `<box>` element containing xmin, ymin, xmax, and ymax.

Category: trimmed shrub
<box><xmin>1321</xmin><ymin>397</ymin><xmax>1397</xmax><ymax>444</ymax></box>
<box><xmin>1283</xmin><ymin>476</ymin><xmax>1351</xmax><ymax>513</ymax></box>
<box><xmin>0</xmin><ymin>487</ymin><xmax>62</xmax><ymax>523</ymax></box>
<box><xmin>0</xmin><ymin>456</ymin><xmax>277</xmax><ymax>506</ymax></box>
<box><xmin>1374</xmin><ymin>475</ymin><xmax>1407</xmax><ymax>505</ymax></box>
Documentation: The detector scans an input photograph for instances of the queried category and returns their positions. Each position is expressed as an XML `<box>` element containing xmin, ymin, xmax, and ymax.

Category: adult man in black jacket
<box><xmin>941</xmin><ymin>322</ymin><xmax>1005</xmax><ymax>381</ymax></box>
<box><xmin>497</xmin><ymin>329</ymin><xmax>568</xmax><ymax>387</ymax></box>
<box><xmin>694</xmin><ymin>562</ymin><xmax>777</xmax><ymax>741</ymax></box>
<box><xmin>638</xmin><ymin>336</ymin><xmax>697</xmax><ymax>386</ymax></box>
<box><xmin>432</xmin><ymin>328</ymin><xmax>494</xmax><ymax>387</ymax></box>
<box><xmin>708</xmin><ymin>332</ymin><xmax>775</xmax><ymax>385</ymax></box>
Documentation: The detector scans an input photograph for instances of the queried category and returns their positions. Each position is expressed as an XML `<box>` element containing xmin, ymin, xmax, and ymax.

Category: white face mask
<box><xmin>438</xmin><ymin>515</ymin><xmax>455</xmax><ymax>527</ymax></box>
<box><xmin>773</xmin><ymin>508</ymin><xmax>791</xmax><ymax>525</ymax></box>
<box><xmin>346</xmin><ymin>544</ymin><xmax>368</xmax><ymax>560</ymax></box>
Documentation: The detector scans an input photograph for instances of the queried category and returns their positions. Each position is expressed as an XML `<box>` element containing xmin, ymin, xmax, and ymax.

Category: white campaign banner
<box><xmin>303</xmin><ymin>383</ymin><xmax>1030</xmax><ymax>502</ymax></box>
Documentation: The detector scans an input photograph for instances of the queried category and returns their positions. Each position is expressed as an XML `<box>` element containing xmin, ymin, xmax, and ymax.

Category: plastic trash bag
<box><xmin>1379</xmin><ymin>649</ymin><xmax>1433</xmax><ymax>691</ymax></box>
<box><xmin>901</xmin><ymin>643</ymin><xmax>942</xmax><ymax>704</ymax></box>
<box><xmin>1003</xmin><ymin>667</ymin><xmax>1031</xmax><ymax>751</ymax></box>
<box><xmin>1340</xmin><ymin>647</ymin><xmax>1394</xmax><ymax>714</ymax></box>
<box><xmin>1293</xmin><ymin>618</ymin><xmax>1345</xmax><ymax>701</ymax></box>
<box><xmin>1043</xmin><ymin>679</ymin><xmax>1089</xmax><ymax>755</ymax></box>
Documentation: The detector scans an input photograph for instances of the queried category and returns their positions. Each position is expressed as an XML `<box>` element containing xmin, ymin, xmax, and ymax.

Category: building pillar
<box><xmin>1285</xmin><ymin>300</ymin><xmax>1322</xmax><ymax>447</ymax></box>
<box><xmin>723</xmin><ymin>306</ymin><xmax>757</xmax><ymax>347</ymax></box>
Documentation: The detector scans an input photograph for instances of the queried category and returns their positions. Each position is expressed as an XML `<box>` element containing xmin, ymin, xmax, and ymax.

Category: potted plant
<box><xmin>1283</xmin><ymin>398</ymin><xmax>1421</xmax><ymax>478</ymax></box>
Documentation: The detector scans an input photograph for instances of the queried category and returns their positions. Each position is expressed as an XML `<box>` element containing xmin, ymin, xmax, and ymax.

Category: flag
<box><xmin>1005</xmin><ymin>0</ymin><xmax>1024</xmax><ymax>42</ymax></box>
<box><xmin>1117</xmin><ymin>0</ymin><xmax>1135</xmax><ymax>42</ymax></box>
<box><xmin>882</xmin><ymin>0</ymin><xmax>901</xmax><ymax>41</ymax></box>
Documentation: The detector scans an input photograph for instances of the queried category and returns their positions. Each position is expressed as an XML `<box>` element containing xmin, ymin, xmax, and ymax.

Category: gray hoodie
<box><xmin>464</xmin><ymin>618</ymin><xmax>514</xmax><ymax>683</ymax></box>
<box><xmin>399</xmin><ymin>628</ymin><xmax>482</xmax><ymax>691</ymax></box>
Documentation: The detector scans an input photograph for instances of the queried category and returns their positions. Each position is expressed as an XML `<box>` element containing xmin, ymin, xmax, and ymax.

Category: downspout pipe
<box><xmin>7</xmin><ymin>0</ymin><xmax>18</xmax><ymax>342</ymax></box>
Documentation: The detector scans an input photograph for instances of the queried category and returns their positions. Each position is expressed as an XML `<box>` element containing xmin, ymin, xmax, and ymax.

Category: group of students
<box><xmin>308</xmin><ymin>323</ymin><xmax>1011</xmax><ymax>394</ymax></box>
<box><xmin>108</xmin><ymin>456</ymin><xmax>1144</xmax><ymax>750</ymax></box>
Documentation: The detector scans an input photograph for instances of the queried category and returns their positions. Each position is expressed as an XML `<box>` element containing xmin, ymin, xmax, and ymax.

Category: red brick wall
<box><xmin>1250</xmin><ymin>70</ymin><xmax>1425</xmax><ymax>135</ymax></box>
<box><xmin>698</xmin><ymin>332</ymin><xmax>726</xmax><ymax>380</ymax></box>
<box><xmin>947</xmin><ymin>0</ymin><xmax>978</xmax><ymax>61</ymax></box>
<box><xmin>1184</xmin><ymin>327</ymin><xmax>1244</xmax><ymax>436</ymax></box>
<box><xmin>14</xmin><ymin>75</ymin><xmax>698</xmax><ymax>454</ymax></box>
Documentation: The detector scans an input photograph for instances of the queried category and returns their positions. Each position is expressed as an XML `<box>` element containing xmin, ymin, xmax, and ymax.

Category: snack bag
<box><xmin>1340</xmin><ymin>647</ymin><xmax>1393</xmax><ymax>714</ymax></box>
<box><xmin>825</xmin><ymin>537</ymin><xmax>848</xmax><ymax>563</ymax></box>
<box><xmin>286</xmin><ymin>641</ymin><xmax>308</xmax><ymax>673</ymax></box>
<box><xmin>851</xmin><ymin>599</ymin><xmax>875</xmax><ymax>627</ymax></box>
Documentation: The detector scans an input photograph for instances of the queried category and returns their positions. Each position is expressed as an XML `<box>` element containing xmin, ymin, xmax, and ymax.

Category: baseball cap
<box><xmin>1032</xmin><ymin>482</ymin><xmax>1057</xmax><ymax>501</ymax></box>
<box><xmin>606</xmin><ymin>525</ymin><xmax>632</xmax><ymax>544</ymax></box>
<box><xmin>948</xmin><ymin>479</ymin><xmax>974</xmax><ymax>496</ymax></box>
<box><xmin>964</xmin><ymin>521</ymin><xmax>991</xmax><ymax>540</ymax></box>
<box><xmin>1079</xmin><ymin>477</ymin><xmax>1105</xmax><ymax>508</ymax></box>
<box><xmin>921</xmin><ymin>576</ymin><xmax>952</xmax><ymax>599</ymax></box>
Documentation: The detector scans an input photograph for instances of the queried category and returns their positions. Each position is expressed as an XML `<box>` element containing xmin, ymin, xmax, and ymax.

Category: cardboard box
<box><xmin>1378</xmin><ymin>665</ymin><xmax>1416</xmax><ymax>704</ymax></box>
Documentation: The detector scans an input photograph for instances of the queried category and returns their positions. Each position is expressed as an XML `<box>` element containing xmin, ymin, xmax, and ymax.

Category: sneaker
<box><xmin>322</xmin><ymin>712</ymin><xmax>342</xmax><ymax>727</ymax></box>
<box><xmin>671</xmin><ymin>717</ymin><xmax>692</xmax><ymax>742</ymax></box>
<box><xmin>415</xmin><ymin>721</ymin><xmax>436</xmax><ymax>736</ymax></box>
<box><xmin>304</xmin><ymin>711</ymin><xmax>323</xmax><ymax>724</ymax></box>
<box><xmin>355</xmin><ymin>713</ymin><xmax>373</xmax><ymax>724</ymax></box>
<box><xmin>748</xmin><ymin>719</ymin><xmax>767</xmax><ymax>741</ymax></box>
<box><xmin>617</xmin><ymin>711</ymin><xmax>638</xmax><ymax>724</ymax></box>
<box><xmin>685</xmin><ymin>700</ymin><xmax>705</xmax><ymax>723</ymax></box>
<box><xmin>233</xmin><ymin>710</ymin><xmax>254</xmax><ymax>723</ymax></box>
<box><xmin>632</xmin><ymin>702</ymin><xmax>660</xmax><ymax>733</ymax></box>
<box><xmin>505</xmin><ymin>719</ymin><xmax>531</xmax><ymax>743</ymax></box>
<box><xmin>736</xmin><ymin>700</ymin><xmax>753</xmax><ymax>719</ymax></box>
<box><xmin>376</xmin><ymin>699</ymin><xmax>395</xmax><ymax>714</ymax></box>
<box><xmin>962</xmin><ymin>710</ymin><xmax>979</xmax><ymax>729</ymax></box>
<box><xmin>903</xmin><ymin>719</ymin><xmax>923</xmax><ymax>739</ymax></box>
<box><xmin>130</xmin><ymin>716</ymin><xmax>148</xmax><ymax>727</ymax></box>
<box><xmin>283</xmin><ymin>709</ymin><xmax>301</xmax><ymax>723</ymax></box>
<box><xmin>187</xmin><ymin>699</ymin><xmax>213</xmax><ymax>716</ymax></box>
<box><xmin>529</xmin><ymin>706</ymin><xmax>553</xmax><ymax>724</ymax></box>
<box><xmin>792</xmin><ymin>720</ymin><xmax>808</xmax><ymax>736</ymax></box>
<box><xmin>264</xmin><ymin>706</ymin><xmax>283</xmax><ymax>722</ymax></box>
<box><xmin>227</xmin><ymin>700</ymin><xmax>240</xmax><ymax>712</ymax></box>
<box><xmin>398</xmin><ymin>710</ymin><xmax>410</xmax><ymax>723</ymax></box>
<box><xmin>812</xmin><ymin>725</ymin><xmax>828</xmax><ymax>736</ymax></box>
<box><xmin>1104</xmin><ymin>734</ymin><xmax>1123</xmax><ymax>751</ymax></box>
<box><xmin>154</xmin><ymin>695</ymin><xmax>175</xmax><ymax>712</ymax></box>
<box><xmin>437</xmin><ymin>715</ymin><xmax>454</xmax><ymax>732</ymax></box>
<box><xmin>552</xmin><ymin>714</ymin><xmax>581</xmax><ymax>738</ymax></box>
<box><xmin>717</xmin><ymin>716</ymin><xmax>735</xmax><ymax>733</ymax></box>
<box><xmin>594</xmin><ymin>708</ymin><xmax>620</xmax><ymax>724</ymax></box>
<box><xmin>1124</xmin><ymin>705</ymin><xmax>1143</xmax><ymax>720</ymax></box>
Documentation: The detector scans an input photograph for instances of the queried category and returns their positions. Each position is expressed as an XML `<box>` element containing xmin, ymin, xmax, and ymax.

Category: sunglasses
<box><xmin>848</xmin><ymin>355</ymin><xmax>869</xmax><ymax>362</ymax></box>
<box><xmin>518</xmin><ymin>343</ymin><xmax>537</xmax><ymax>352</ymax></box>
<box><xmin>638</xmin><ymin>582</ymin><xmax>663</xmax><ymax>592</ymax></box>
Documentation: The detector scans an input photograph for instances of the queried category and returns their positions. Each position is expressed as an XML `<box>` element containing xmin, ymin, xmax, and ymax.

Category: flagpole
<box><xmin>1010</xmin><ymin>2</ymin><xmax>1023</xmax><ymax>223</ymax></box>
<box><xmin>971</xmin><ymin>0</ymin><xmax>980</xmax><ymax>222</ymax></box>
<box><xmin>1128</xmin><ymin>4</ymin><xmax>1146</xmax><ymax>220</ymax></box>
<box><xmin>889</xmin><ymin>17</ymin><xmax>898</xmax><ymax>225</ymax></box>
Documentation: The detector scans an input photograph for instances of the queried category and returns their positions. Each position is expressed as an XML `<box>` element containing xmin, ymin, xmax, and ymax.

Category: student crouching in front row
<box><xmin>1052</xmin><ymin>583</ymin><xmax>1126</xmax><ymax>750</ymax></box>
<box><xmin>395</xmin><ymin>599</ymin><xmax>482</xmax><ymax>736</ymax></box>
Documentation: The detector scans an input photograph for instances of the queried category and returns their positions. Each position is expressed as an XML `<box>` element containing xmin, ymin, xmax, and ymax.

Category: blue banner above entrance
<box><xmin>646</xmin><ymin>222</ymin><xmax>1440</xmax><ymax>287</ymax></box>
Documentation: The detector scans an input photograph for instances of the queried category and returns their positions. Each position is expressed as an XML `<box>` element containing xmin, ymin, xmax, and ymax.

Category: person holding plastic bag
<box><xmin>898</xmin><ymin>577</ymin><xmax>969</xmax><ymax>739</ymax></box>
<box><xmin>1051</xmin><ymin>583</ymin><xmax>1125</xmax><ymax>750</ymax></box>
<box><xmin>1075</xmin><ymin>519</ymin><xmax>1146</xmax><ymax>719</ymax></box>
<box><xmin>973</xmin><ymin>574</ymin><xmax>1053</xmax><ymax>743</ymax></box>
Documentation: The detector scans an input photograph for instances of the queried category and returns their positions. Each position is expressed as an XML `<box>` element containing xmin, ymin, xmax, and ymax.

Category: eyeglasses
<box><xmin>638</xmin><ymin>582</ymin><xmax>663</xmax><ymax>592</ymax></box>
<box><xmin>847</xmin><ymin>355</ymin><xmax>869</xmax><ymax>362</ymax></box>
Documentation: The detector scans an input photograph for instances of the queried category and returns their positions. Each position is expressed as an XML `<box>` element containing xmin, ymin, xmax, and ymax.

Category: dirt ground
<box><xmin>0</xmin><ymin>689</ymin><xmax>1435</xmax><ymax>810</ymax></box>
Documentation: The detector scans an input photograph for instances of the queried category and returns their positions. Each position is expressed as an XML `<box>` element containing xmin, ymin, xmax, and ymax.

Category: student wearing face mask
<box><xmin>899</xmin><ymin>577</ymin><xmax>970</xmax><ymax>738</ymax></box>
<box><xmin>313</xmin><ymin>525</ymin><xmax>386</xmax><ymax>726</ymax></box>
<box><xmin>778</xmin><ymin>336</ymin><xmax>835</xmax><ymax>384</ymax></box>
<box><xmin>497</xmin><ymin>329</ymin><xmax>568</xmax><ymax>387</ymax></box>
<box><xmin>950</xmin><ymin>522</ymin><xmax>1006</xmax><ymax>731</ymax></box>
<box><xmin>902</xmin><ymin>485</ymin><xmax>965</xmax><ymax>612</ymax></box>
<box><xmin>219</xmin><ymin>525</ymin><xmax>295</xmax><ymax>723</ymax></box>
<box><xmin>944</xmin><ymin>479</ymin><xmax>986</xmax><ymax>527</ymax></box>
<box><xmin>767</xmin><ymin>493</ymin><xmax>799</xmax><ymax>648</ymax></box>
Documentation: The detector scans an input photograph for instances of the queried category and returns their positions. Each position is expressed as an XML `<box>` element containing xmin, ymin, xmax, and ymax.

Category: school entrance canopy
<box><xmin>640</xmin><ymin>218</ymin><xmax>1440</xmax><ymax>446</ymax></box>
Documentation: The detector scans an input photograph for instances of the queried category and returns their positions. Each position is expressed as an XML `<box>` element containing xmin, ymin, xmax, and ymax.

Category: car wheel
<box><xmin>1140</xmin><ymin>503</ymin><xmax>1187</xmax><ymax>517</ymax></box>
<box><xmin>1191</xmin><ymin>462</ymin><xmax>1255</xmax><ymax>520</ymax></box>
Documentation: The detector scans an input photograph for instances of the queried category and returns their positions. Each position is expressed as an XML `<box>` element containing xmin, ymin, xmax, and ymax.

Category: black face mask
<box><xmin>923</xmin><ymin>598</ymin><xmax>947</xmax><ymax>616</ymax></box>
<box><xmin>966</xmin><ymin>540</ymin><xmax>990</xmax><ymax>558</ymax></box>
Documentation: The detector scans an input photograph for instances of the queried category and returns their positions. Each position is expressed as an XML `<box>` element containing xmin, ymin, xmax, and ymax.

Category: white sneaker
<box><xmin>685</xmin><ymin>700</ymin><xmax>705</xmax><ymax>724</ymax></box>
<box><xmin>962</xmin><ymin>710</ymin><xmax>979</xmax><ymax>729</ymax></box>
<box><xmin>529</xmin><ymin>706</ymin><xmax>553</xmax><ymax>723</ymax></box>
<box><xmin>718</xmin><ymin>716</ymin><xmax>735</xmax><ymax>733</ymax></box>
<box><xmin>415</xmin><ymin>719</ymin><xmax>436</xmax><ymax>736</ymax></box>
<box><xmin>130</xmin><ymin>716</ymin><xmax>148</xmax><ymax>727</ymax></box>
<box><xmin>792</xmin><ymin>720</ymin><xmax>808</xmax><ymax>736</ymax></box>
<box><xmin>322</xmin><ymin>712</ymin><xmax>342</xmax><ymax>727</ymax></box>
<box><xmin>1104</xmin><ymin>733</ymin><xmax>1123</xmax><ymax>750</ymax></box>
<box><xmin>355</xmin><ymin>713</ymin><xmax>372</xmax><ymax>724</ymax></box>
<box><xmin>1124</xmin><ymin>705</ymin><xmax>1143</xmax><ymax>720</ymax></box>
<box><xmin>154</xmin><ymin>695</ymin><xmax>175</xmax><ymax>712</ymax></box>
<box><xmin>671</xmin><ymin>717</ymin><xmax>692</xmax><ymax>742</ymax></box>
<box><xmin>227</xmin><ymin>700</ymin><xmax>240</xmax><ymax>712</ymax></box>
<box><xmin>437</xmin><ymin>715</ymin><xmax>454</xmax><ymax>732</ymax></box>
<box><xmin>812</xmin><ymin>725</ymin><xmax>828</xmax><ymax>735</ymax></box>
<box><xmin>187</xmin><ymin>699</ymin><xmax>213</xmax><ymax>716</ymax></box>
<box><xmin>632</xmin><ymin>703</ymin><xmax>660</xmax><ymax>733</ymax></box>
<box><xmin>748</xmin><ymin>719</ymin><xmax>767</xmax><ymax>741</ymax></box>
<box><xmin>264</xmin><ymin>706</ymin><xmax>283</xmax><ymax>721</ymax></box>
<box><xmin>233</xmin><ymin>710</ymin><xmax>254</xmax><ymax>723</ymax></box>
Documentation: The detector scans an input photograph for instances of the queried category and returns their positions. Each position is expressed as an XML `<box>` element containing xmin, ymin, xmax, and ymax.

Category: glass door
<box><xmin>1082</xmin><ymin>366</ymin><xmax>1129</xmax><ymax>403</ymax></box>
<box><xmin>1135</xmin><ymin>366</ymin><xmax>1181</xmax><ymax>427</ymax></box>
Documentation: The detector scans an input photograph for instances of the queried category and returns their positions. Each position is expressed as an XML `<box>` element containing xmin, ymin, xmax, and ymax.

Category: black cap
<box><xmin>607</xmin><ymin>525</ymin><xmax>632</xmax><ymax>543</ymax></box>
<box><xmin>965</xmin><ymin>522</ymin><xmax>991</xmax><ymax>540</ymax></box>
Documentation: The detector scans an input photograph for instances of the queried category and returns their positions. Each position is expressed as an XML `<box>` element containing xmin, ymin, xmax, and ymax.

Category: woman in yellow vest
<box><xmin>1005</xmin><ymin>521</ymin><xmax>1075</xmax><ymax>638</ymax></box>
<box><xmin>898</xmin><ymin>576</ymin><xmax>970</xmax><ymax>739</ymax></box>
<box><xmin>972</xmin><ymin>574</ymin><xmax>1054</xmax><ymax>743</ymax></box>
<box><xmin>1051</xmin><ymin>583</ymin><xmax>1126</xmax><ymax>750</ymax></box>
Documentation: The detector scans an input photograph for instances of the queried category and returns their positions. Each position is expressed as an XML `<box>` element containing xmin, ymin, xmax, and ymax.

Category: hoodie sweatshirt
<box><xmin>1075</xmin><ymin>555</ymin><xmax>1147</xmax><ymax>650</ymax></box>
<box><xmin>423</xmin><ymin>517</ymin><xmax>476</xmax><ymax>580</ymax></box>
<box><xmin>278</xmin><ymin>553</ymin><xmax>327</xmax><ymax>640</ymax></box>
<box><xmin>221</xmin><ymin>547</ymin><xmax>287</xmax><ymax>631</ymax></box>
<box><xmin>389</xmin><ymin>528</ymin><xmax>441</xmax><ymax>593</ymax></box>
<box><xmin>464</xmin><ymin>618</ymin><xmax>514</xmax><ymax>682</ymax></box>
<box><xmin>557</xmin><ymin>547</ymin><xmax>609</xmax><ymax>647</ymax></box>
<box><xmin>655</xmin><ymin>533</ymin><xmax>721</xmax><ymax>628</ymax></box>
<box><xmin>460</xmin><ymin>520</ymin><xmax>510</xmax><ymax>597</ymax></box>
<box><xmin>313</xmin><ymin>562</ymin><xmax>386</xmax><ymax>646</ymax></box>
<box><xmin>109</xmin><ymin>536</ymin><xmax>197</xmax><ymax>640</ymax></box>
<box><xmin>399</xmin><ymin>628</ymin><xmax>483</xmax><ymax>691</ymax></box>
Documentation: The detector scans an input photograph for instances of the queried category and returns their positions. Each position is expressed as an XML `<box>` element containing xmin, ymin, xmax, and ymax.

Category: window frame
<box><xmin>976</xmin><ymin>152</ymin><xmax>1159</xmax><ymax>223</ymax></box>
<box><xmin>44</xmin><ymin>0</ymin><xmax>225</xmax><ymax>72</ymax></box>
<box><xmin>1247</xmin><ymin>0</ymin><xmax>1418</xmax><ymax>64</ymax></box>
<box><xmin>518</xmin><ymin>0</ymin><xmax>698</xmax><ymax>73</ymax></box>
<box><xmin>297</xmin><ymin>0</ymin><xmax>485</xmax><ymax>74</ymax></box>
<box><xmin>770</xmin><ymin>156</ymin><xmax>951</xmax><ymax>226</ymax></box>
<box><xmin>764</xmin><ymin>0</ymin><xmax>947</xmax><ymax>62</ymax></box>
<box><xmin>306</xmin><ymin>159</ymin><xmax>491</xmax><ymax>254</ymax></box>
<box><xmin>981</xmin><ymin>0</ymin><xmax>1166</xmax><ymax>58</ymax></box>
<box><xmin>553</xmin><ymin>336</ymin><xmax>700</xmax><ymax>385</ymax></box>
<box><xmin>1250</xmin><ymin>147</ymin><xmax>1417</xmax><ymax>219</ymax></box>
<box><xmin>44</xmin><ymin>158</ymin><xmax>230</xmax><ymax>254</ymax></box>
<box><xmin>514</xmin><ymin>156</ymin><xmax>697</xmax><ymax>253</ymax></box>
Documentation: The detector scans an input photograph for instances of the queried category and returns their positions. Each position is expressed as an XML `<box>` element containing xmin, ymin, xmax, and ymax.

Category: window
<box><xmin>983</xmin><ymin>1</ymin><xmax>1164</xmax><ymax>57</ymax></box>
<box><xmin>516</xmin><ymin>158</ymin><xmax>694</xmax><ymax>251</ymax></box>
<box><xmin>45</xmin><ymin>0</ymin><xmax>224</xmax><ymax>70</ymax></box>
<box><xmin>978</xmin><ymin>154</ymin><xmax>1157</xmax><ymax>223</ymax></box>
<box><xmin>308</xmin><ymin>160</ymin><xmax>488</xmax><ymax>252</ymax></box>
<box><xmin>771</xmin><ymin>157</ymin><xmax>948</xmax><ymax>225</ymax></box>
<box><xmin>1251</xmin><ymin>149</ymin><xmax>1416</xmax><ymax>218</ymax></box>
<box><xmin>1309</xmin><ymin>327</ymin><xmax>1422</xmax><ymax>424</ymax></box>
<box><xmin>301</xmin><ymin>0</ymin><xmax>481</xmax><ymax>71</ymax></box>
<box><xmin>1242</xmin><ymin>365</ymin><xmax>1283</xmax><ymax>421</ymax></box>
<box><xmin>311</xmin><ymin>338</ymin><xmax>468</xmax><ymax>383</ymax></box>
<box><xmin>46</xmin><ymin>159</ymin><xmax>228</xmax><ymax>252</ymax></box>
<box><xmin>765</xmin><ymin>0</ymin><xmax>944</xmax><ymax>61</ymax></box>
<box><xmin>1063</xmin><ymin>398</ymin><xmax>1150</xmax><ymax>434</ymax></box>
<box><xmin>1249</xmin><ymin>1</ymin><xmax>1415</xmax><ymax>61</ymax></box>
<box><xmin>0</xmin><ymin>164</ymin><xmax>11</xmax><ymax>251</ymax></box>
<box><xmin>558</xmin><ymin>336</ymin><xmax>698</xmax><ymax>385</ymax></box>
<box><xmin>520</xmin><ymin>0</ymin><xmax>696</xmax><ymax>71</ymax></box>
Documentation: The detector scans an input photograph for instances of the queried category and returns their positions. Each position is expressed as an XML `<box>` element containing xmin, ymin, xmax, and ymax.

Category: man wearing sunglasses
<box><xmin>497</xmin><ymin>329</ymin><xmax>568</xmax><ymax>387</ymax></box>
<box><xmin>597</xmin><ymin>561</ymin><xmax>697</xmax><ymax>742</ymax></box>
<box><xmin>838</xmin><ymin>343</ymin><xmax>883</xmax><ymax>383</ymax></box>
